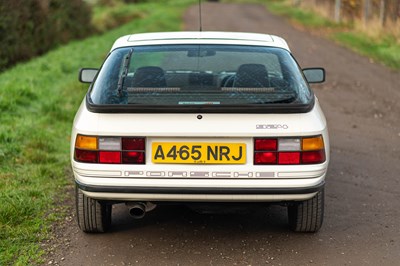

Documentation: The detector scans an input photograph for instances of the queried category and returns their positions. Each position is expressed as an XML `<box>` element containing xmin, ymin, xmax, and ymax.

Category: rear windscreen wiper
<box><xmin>117</xmin><ymin>48</ymin><xmax>134</xmax><ymax>96</ymax></box>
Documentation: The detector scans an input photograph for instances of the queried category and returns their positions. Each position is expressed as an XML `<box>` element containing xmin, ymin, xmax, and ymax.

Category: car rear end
<box><xmin>71</xmin><ymin>32</ymin><xmax>329</xmax><ymax>233</ymax></box>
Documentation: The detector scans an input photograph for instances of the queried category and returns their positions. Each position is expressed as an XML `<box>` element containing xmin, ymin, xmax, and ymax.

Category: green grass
<box><xmin>221</xmin><ymin>0</ymin><xmax>342</xmax><ymax>29</ymax></box>
<box><xmin>91</xmin><ymin>3</ymin><xmax>147</xmax><ymax>32</ymax></box>
<box><xmin>225</xmin><ymin>0</ymin><xmax>400</xmax><ymax>70</ymax></box>
<box><xmin>264</xmin><ymin>0</ymin><xmax>339</xmax><ymax>28</ymax></box>
<box><xmin>0</xmin><ymin>0</ymin><xmax>195</xmax><ymax>265</ymax></box>
<box><xmin>333</xmin><ymin>32</ymin><xmax>400</xmax><ymax>69</ymax></box>
<box><xmin>264</xmin><ymin>0</ymin><xmax>400</xmax><ymax>69</ymax></box>
<box><xmin>226</xmin><ymin>0</ymin><xmax>343</xmax><ymax>29</ymax></box>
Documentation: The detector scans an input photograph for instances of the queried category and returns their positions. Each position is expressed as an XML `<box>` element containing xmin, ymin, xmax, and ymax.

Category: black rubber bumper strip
<box><xmin>75</xmin><ymin>180</ymin><xmax>325</xmax><ymax>195</ymax></box>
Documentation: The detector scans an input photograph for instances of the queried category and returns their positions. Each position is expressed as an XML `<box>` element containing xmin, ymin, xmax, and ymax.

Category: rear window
<box><xmin>89</xmin><ymin>44</ymin><xmax>313</xmax><ymax>112</ymax></box>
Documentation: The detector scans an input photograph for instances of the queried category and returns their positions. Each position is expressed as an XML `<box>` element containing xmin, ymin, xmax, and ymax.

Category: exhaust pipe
<box><xmin>128</xmin><ymin>203</ymin><xmax>146</xmax><ymax>219</ymax></box>
<box><xmin>126</xmin><ymin>202</ymin><xmax>156</xmax><ymax>219</ymax></box>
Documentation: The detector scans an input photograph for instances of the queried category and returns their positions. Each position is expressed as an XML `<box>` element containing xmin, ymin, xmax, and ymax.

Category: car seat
<box><xmin>131</xmin><ymin>66</ymin><xmax>167</xmax><ymax>87</ymax></box>
<box><xmin>233</xmin><ymin>64</ymin><xmax>270</xmax><ymax>88</ymax></box>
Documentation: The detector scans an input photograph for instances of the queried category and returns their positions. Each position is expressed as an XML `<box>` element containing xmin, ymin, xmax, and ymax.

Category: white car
<box><xmin>72</xmin><ymin>31</ymin><xmax>329</xmax><ymax>233</ymax></box>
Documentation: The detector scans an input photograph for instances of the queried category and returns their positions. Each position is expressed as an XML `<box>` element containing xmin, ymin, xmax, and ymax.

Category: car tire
<box><xmin>76</xmin><ymin>185</ymin><xmax>111</xmax><ymax>233</ymax></box>
<box><xmin>287</xmin><ymin>189</ymin><xmax>324</xmax><ymax>232</ymax></box>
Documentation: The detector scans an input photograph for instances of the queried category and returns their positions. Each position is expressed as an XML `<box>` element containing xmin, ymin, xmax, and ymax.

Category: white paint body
<box><xmin>71</xmin><ymin>32</ymin><xmax>329</xmax><ymax>202</ymax></box>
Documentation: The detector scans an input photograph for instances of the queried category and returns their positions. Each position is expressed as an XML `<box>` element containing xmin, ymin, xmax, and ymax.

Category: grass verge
<box><xmin>225</xmin><ymin>0</ymin><xmax>400</xmax><ymax>70</ymax></box>
<box><xmin>91</xmin><ymin>2</ymin><xmax>147</xmax><ymax>32</ymax></box>
<box><xmin>332</xmin><ymin>31</ymin><xmax>400</xmax><ymax>69</ymax></box>
<box><xmin>0</xmin><ymin>1</ymin><xmax>194</xmax><ymax>265</ymax></box>
<box><xmin>263</xmin><ymin>0</ymin><xmax>339</xmax><ymax>29</ymax></box>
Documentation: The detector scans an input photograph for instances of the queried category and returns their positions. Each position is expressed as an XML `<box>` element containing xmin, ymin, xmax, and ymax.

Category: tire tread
<box><xmin>288</xmin><ymin>189</ymin><xmax>324</xmax><ymax>233</ymax></box>
<box><xmin>75</xmin><ymin>185</ymin><xmax>111</xmax><ymax>233</ymax></box>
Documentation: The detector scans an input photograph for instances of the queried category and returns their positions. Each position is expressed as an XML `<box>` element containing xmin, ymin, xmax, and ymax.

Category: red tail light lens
<box><xmin>278</xmin><ymin>152</ymin><xmax>300</xmax><ymax>164</ymax></box>
<box><xmin>75</xmin><ymin>149</ymin><xmax>98</xmax><ymax>163</ymax></box>
<box><xmin>254</xmin><ymin>139</ymin><xmax>277</xmax><ymax>151</ymax></box>
<box><xmin>301</xmin><ymin>150</ymin><xmax>325</xmax><ymax>164</ymax></box>
<box><xmin>99</xmin><ymin>151</ymin><xmax>121</xmax><ymax>164</ymax></box>
<box><xmin>122</xmin><ymin>138</ymin><xmax>145</xmax><ymax>150</ymax></box>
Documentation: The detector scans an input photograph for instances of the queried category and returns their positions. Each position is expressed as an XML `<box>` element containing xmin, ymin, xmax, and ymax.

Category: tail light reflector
<box><xmin>254</xmin><ymin>152</ymin><xmax>277</xmax><ymax>164</ymax></box>
<box><xmin>254</xmin><ymin>135</ymin><xmax>325</xmax><ymax>165</ymax></box>
<box><xmin>122</xmin><ymin>151</ymin><xmax>145</xmax><ymax>164</ymax></box>
<box><xmin>301</xmin><ymin>150</ymin><xmax>325</xmax><ymax>164</ymax></box>
<box><xmin>75</xmin><ymin>149</ymin><xmax>98</xmax><ymax>163</ymax></box>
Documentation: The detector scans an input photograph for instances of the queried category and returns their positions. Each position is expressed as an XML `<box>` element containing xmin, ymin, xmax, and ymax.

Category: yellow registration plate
<box><xmin>152</xmin><ymin>142</ymin><xmax>246</xmax><ymax>164</ymax></box>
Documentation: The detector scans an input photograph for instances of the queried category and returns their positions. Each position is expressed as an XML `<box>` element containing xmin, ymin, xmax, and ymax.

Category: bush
<box><xmin>0</xmin><ymin>0</ymin><xmax>93</xmax><ymax>71</ymax></box>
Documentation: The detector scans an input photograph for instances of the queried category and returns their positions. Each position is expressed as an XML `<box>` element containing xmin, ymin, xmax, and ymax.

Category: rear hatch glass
<box><xmin>88</xmin><ymin>44</ymin><xmax>313</xmax><ymax>113</ymax></box>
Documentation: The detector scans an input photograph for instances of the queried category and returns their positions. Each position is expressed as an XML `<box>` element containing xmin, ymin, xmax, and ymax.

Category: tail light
<box><xmin>74</xmin><ymin>135</ymin><xmax>145</xmax><ymax>164</ymax></box>
<box><xmin>254</xmin><ymin>135</ymin><xmax>325</xmax><ymax>165</ymax></box>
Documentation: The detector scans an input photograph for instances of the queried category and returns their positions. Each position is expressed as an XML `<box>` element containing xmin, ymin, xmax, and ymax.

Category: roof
<box><xmin>110</xmin><ymin>31</ymin><xmax>290</xmax><ymax>52</ymax></box>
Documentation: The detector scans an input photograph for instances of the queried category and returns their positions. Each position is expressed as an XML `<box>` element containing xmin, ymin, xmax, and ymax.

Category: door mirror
<box><xmin>302</xmin><ymin>68</ymin><xmax>325</xmax><ymax>83</ymax></box>
<box><xmin>79</xmin><ymin>68</ymin><xmax>98</xmax><ymax>83</ymax></box>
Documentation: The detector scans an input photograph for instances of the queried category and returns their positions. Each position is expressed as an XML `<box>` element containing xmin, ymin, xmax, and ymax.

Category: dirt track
<box><xmin>48</xmin><ymin>3</ymin><xmax>400</xmax><ymax>265</ymax></box>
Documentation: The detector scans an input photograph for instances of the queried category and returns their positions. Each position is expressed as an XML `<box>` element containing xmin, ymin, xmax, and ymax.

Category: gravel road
<box><xmin>47</xmin><ymin>2</ymin><xmax>400</xmax><ymax>265</ymax></box>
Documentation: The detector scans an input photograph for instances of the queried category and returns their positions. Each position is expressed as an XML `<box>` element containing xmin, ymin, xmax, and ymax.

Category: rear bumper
<box><xmin>75</xmin><ymin>175</ymin><xmax>325</xmax><ymax>202</ymax></box>
<box><xmin>79</xmin><ymin>191</ymin><xmax>322</xmax><ymax>202</ymax></box>
<box><xmin>73</xmin><ymin>158</ymin><xmax>328</xmax><ymax>202</ymax></box>
<box><xmin>76</xmin><ymin>180</ymin><xmax>324</xmax><ymax>195</ymax></box>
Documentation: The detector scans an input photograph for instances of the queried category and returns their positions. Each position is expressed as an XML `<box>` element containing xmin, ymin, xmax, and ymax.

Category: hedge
<box><xmin>0</xmin><ymin>0</ymin><xmax>93</xmax><ymax>71</ymax></box>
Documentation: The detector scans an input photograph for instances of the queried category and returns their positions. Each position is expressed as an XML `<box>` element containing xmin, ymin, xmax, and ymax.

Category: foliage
<box><xmin>0</xmin><ymin>0</ymin><xmax>93</xmax><ymax>71</ymax></box>
<box><xmin>313</xmin><ymin>0</ymin><xmax>400</xmax><ymax>23</ymax></box>
<box><xmin>266</xmin><ymin>0</ymin><xmax>339</xmax><ymax>28</ymax></box>
<box><xmin>0</xmin><ymin>0</ymin><xmax>195</xmax><ymax>264</ymax></box>
<box><xmin>92</xmin><ymin>3</ymin><xmax>147</xmax><ymax>32</ymax></box>
<box><xmin>227</xmin><ymin>0</ymin><xmax>400</xmax><ymax>69</ymax></box>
